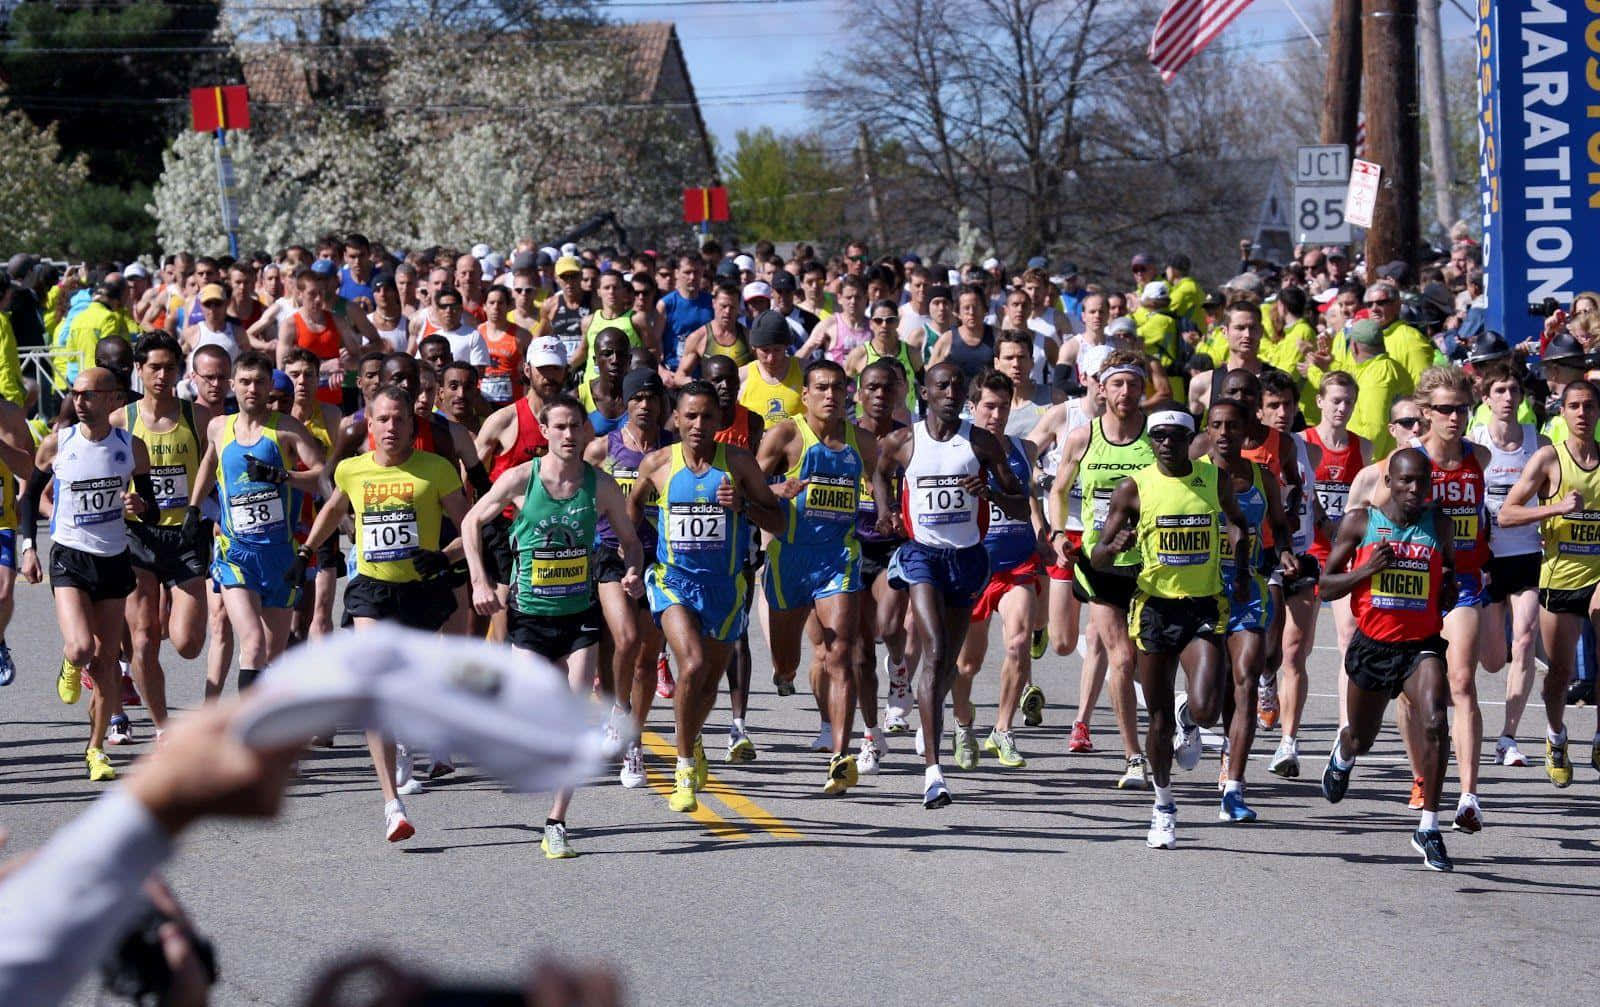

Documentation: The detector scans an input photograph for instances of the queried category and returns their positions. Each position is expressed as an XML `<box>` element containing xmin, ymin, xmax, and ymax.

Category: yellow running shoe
<box><xmin>983</xmin><ymin>728</ymin><xmax>1027</xmax><ymax>768</ymax></box>
<box><xmin>823</xmin><ymin>753</ymin><xmax>859</xmax><ymax>795</ymax></box>
<box><xmin>541</xmin><ymin>822</ymin><xmax>577</xmax><ymax>859</ymax></box>
<box><xmin>669</xmin><ymin>766</ymin><xmax>698</xmax><ymax>812</ymax></box>
<box><xmin>1547</xmin><ymin>737</ymin><xmax>1573</xmax><ymax>788</ymax></box>
<box><xmin>58</xmin><ymin>659</ymin><xmax>82</xmax><ymax>705</ymax></box>
<box><xmin>86</xmin><ymin>747</ymin><xmax>115</xmax><ymax>782</ymax></box>
<box><xmin>691</xmin><ymin>735</ymin><xmax>708</xmax><ymax>791</ymax></box>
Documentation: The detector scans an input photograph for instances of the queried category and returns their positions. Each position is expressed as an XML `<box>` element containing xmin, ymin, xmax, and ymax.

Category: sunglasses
<box><xmin>513</xmin><ymin>286</ymin><xmax>534</xmax><ymax>293</ymax></box>
<box><xmin>1392</xmin><ymin>417</ymin><xmax>1423</xmax><ymax>429</ymax></box>
<box><xmin>1427</xmin><ymin>403</ymin><xmax>1471</xmax><ymax>416</ymax></box>
<box><xmin>1148</xmin><ymin>427</ymin><xmax>1190</xmax><ymax>441</ymax></box>
<box><xmin>848</xmin><ymin>255</ymin><xmax>867</xmax><ymax>263</ymax></box>
<box><xmin>870</xmin><ymin>316</ymin><xmax>898</xmax><ymax>325</ymax></box>
<box><xmin>69</xmin><ymin>388</ymin><xmax>113</xmax><ymax>399</ymax></box>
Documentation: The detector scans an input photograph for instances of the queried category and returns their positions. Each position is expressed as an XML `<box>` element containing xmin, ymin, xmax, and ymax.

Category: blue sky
<box><xmin>607</xmin><ymin>0</ymin><xmax>1478</xmax><ymax>161</ymax></box>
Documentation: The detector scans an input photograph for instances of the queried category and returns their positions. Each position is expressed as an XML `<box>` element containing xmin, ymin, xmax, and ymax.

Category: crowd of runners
<box><xmin>4</xmin><ymin>232</ymin><xmax>1599</xmax><ymax>875</ymax></box>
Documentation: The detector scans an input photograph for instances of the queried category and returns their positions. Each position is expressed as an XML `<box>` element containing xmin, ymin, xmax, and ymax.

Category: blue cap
<box><xmin>309</xmin><ymin>258</ymin><xmax>336</xmax><ymax>276</ymax></box>
<box><xmin>1026</xmin><ymin>255</ymin><xmax>1048</xmax><ymax>270</ymax></box>
<box><xmin>271</xmin><ymin>369</ymin><xmax>293</xmax><ymax>395</ymax></box>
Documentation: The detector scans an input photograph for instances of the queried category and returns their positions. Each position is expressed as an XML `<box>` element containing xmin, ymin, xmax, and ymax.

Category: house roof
<box><xmin>237</xmin><ymin>44</ymin><xmax>315</xmax><ymax>107</ymax></box>
<box><xmin>596</xmin><ymin>21</ymin><xmax>674</xmax><ymax>102</ymax></box>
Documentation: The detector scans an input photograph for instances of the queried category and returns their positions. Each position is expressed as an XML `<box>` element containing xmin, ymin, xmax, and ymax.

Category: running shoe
<box><xmin>1219</xmin><ymin>789</ymin><xmax>1257</xmax><ymax>823</ymax></box>
<box><xmin>727</xmin><ymin>724</ymin><xmax>756</xmax><ymax>763</ymax></box>
<box><xmin>1494</xmin><ymin>736</ymin><xmax>1527</xmax><ymax>767</ymax></box>
<box><xmin>81</xmin><ymin>661</ymin><xmax>96</xmax><ymax>692</ymax></box>
<box><xmin>669</xmin><ymin>766</ymin><xmax>697</xmax><ymax>812</ymax></box>
<box><xmin>601</xmin><ymin>716</ymin><xmax>624</xmax><ymax>761</ymax></box>
<box><xmin>619</xmin><ymin>740</ymin><xmax>646</xmax><ymax>788</ymax></box>
<box><xmin>923</xmin><ymin>777</ymin><xmax>951</xmax><ymax>809</ymax></box>
<box><xmin>1117</xmin><ymin>755</ymin><xmax>1150</xmax><ymax>790</ymax></box>
<box><xmin>982</xmin><ymin>728</ymin><xmax>1026</xmax><ymax>768</ymax></box>
<box><xmin>1546</xmin><ymin>737</ymin><xmax>1573</xmax><ymax>788</ymax></box>
<box><xmin>121</xmin><ymin>669</ymin><xmax>142</xmax><ymax>708</ymax></box>
<box><xmin>0</xmin><ymin>642</ymin><xmax>14</xmax><ymax>687</ymax></box>
<box><xmin>952</xmin><ymin>724</ymin><xmax>979</xmax><ymax>770</ymax></box>
<box><xmin>883</xmin><ymin>707</ymin><xmax>911</xmax><ymax>735</ymax></box>
<box><xmin>1019</xmin><ymin>683</ymin><xmax>1046</xmax><ymax>727</ymax></box>
<box><xmin>1568</xmin><ymin>677</ymin><xmax>1595</xmax><ymax>707</ymax></box>
<box><xmin>1453</xmin><ymin>794</ymin><xmax>1483</xmax><ymax>834</ymax></box>
<box><xmin>656</xmin><ymin>654</ymin><xmax>675</xmax><ymax>699</ymax></box>
<box><xmin>1320</xmin><ymin>747</ymin><xmax>1351</xmax><ymax>803</ymax></box>
<box><xmin>774</xmin><ymin>672</ymin><xmax>797</xmax><ymax>698</ymax></box>
<box><xmin>810</xmin><ymin>722</ymin><xmax>833</xmax><ymax>753</ymax></box>
<box><xmin>1407</xmin><ymin>776</ymin><xmax>1426</xmax><ymax>810</ymax></box>
<box><xmin>1256</xmin><ymin>677</ymin><xmax>1279</xmax><ymax>731</ymax></box>
<box><xmin>1146</xmin><ymin>804</ymin><xmax>1177</xmax><ymax>849</ymax></box>
<box><xmin>858</xmin><ymin>733</ymin><xmax>883</xmax><ymax>775</ymax></box>
<box><xmin>1030</xmin><ymin>628</ymin><xmax>1048</xmax><ymax>660</ymax></box>
<box><xmin>1067</xmin><ymin>720</ymin><xmax>1094</xmax><ymax>753</ymax></box>
<box><xmin>542</xmin><ymin>822</ymin><xmax>577</xmax><ymax>859</ymax></box>
<box><xmin>1411</xmin><ymin>828</ymin><xmax>1453</xmax><ymax>872</ymax></box>
<box><xmin>106</xmin><ymin>713</ymin><xmax>133</xmax><ymax>746</ymax></box>
<box><xmin>57</xmin><ymin>659</ymin><xmax>82</xmax><ymax>705</ymax></box>
<box><xmin>691</xmin><ymin>736</ymin><xmax>708</xmax><ymax>791</ymax></box>
<box><xmin>395</xmin><ymin>744</ymin><xmax>423</xmax><ymax>796</ymax></box>
<box><xmin>1268</xmin><ymin>737</ymin><xmax>1300</xmax><ymax>778</ymax></box>
<box><xmin>1173</xmin><ymin>694</ymin><xmax>1201</xmax><ymax>771</ymax></box>
<box><xmin>384</xmin><ymin>801</ymin><xmax>414</xmax><ymax>842</ymax></box>
<box><xmin>85</xmin><ymin>747</ymin><xmax>115</xmax><ymax>782</ymax></box>
<box><xmin>425</xmin><ymin>758</ymin><xmax>456</xmax><ymax>780</ymax></box>
<box><xmin>823</xmin><ymin>753</ymin><xmax>859</xmax><ymax>795</ymax></box>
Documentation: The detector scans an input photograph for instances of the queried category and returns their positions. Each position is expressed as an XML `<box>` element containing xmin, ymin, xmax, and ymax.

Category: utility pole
<box><xmin>856</xmin><ymin>121</ymin><xmax>887</xmax><ymax>252</ymax></box>
<box><xmin>1417</xmin><ymin>0</ymin><xmax>1454</xmax><ymax>237</ymax></box>
<box><xmin>1361</xmin><ymin>0</ymin><xmax>1419</xmax><ymax>272</ymax></box>
<box><xmin>1320</xmin><ymin>0</ymin><xmax>1362</xmax><ymax>148</ymax></box>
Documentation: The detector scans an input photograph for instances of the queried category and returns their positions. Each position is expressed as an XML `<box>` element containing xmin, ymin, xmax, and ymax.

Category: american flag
<box><xmin>1148</xmin><ymin>0</ymin><xmax>1256</xmax><ymax>82</ymax></box>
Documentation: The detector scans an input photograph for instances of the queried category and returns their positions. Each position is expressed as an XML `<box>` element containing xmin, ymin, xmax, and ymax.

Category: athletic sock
<box><xmin>1330</xmin><ymin>739</ymin><xmax>1354</xmax><ymax>771</ymax></box>
<box><xmin>1548</xmin><ymin>726</ymin><xmax>1568</xmax><ymax>746</ymax></box>
<box><xmin>731</xmin><ymin>717</ymin><xmax>745</xmax><ymax>735</ymax></box>
<box><xmin>1222</xmin><ymin>780</ymin><xmax>1242</xmax><ymax>795</ymax></box>
<box><xmin>1154</xmin><ymin>784</ymin><xmax>1175</xmax><ymax>808</ymax></box>
<box><xmin>1419</xmin><ymin>810</ymin><xmax>1439</xmax><ymax>832</ymax></box>
<box><xmin>676</xmin><ymin>756</ymin><xmax>694</xmax><ymax>773</ymax></box>
<box><xmin>384</xmin><ymin>799</ymin><xmax>403</xmax><ymax>816</ymax></box>
<box><xmin>924</xmin><ymin>764</ymin><xmax>944</xmax><ymax>787</ymax></box>
<box><xmin>545</xmin><ymin>817</ymin><xmax>563</xmax><ymax>827</ymax></box>
<box><xmin>238</xmin><ymin>667</ymin><xmax>261</xmax><ymax>690</ymax></box>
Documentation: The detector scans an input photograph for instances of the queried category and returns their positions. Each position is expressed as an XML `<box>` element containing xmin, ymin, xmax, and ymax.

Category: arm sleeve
<box><xmin>0</xmin><ymin>788</ymin><xmax>174</xmax><ymax>1006</ymax></box>
<box><xmin>18</xmin><ymin>465</ymin><xmax>49</xmax><ymax>541</ymax></box>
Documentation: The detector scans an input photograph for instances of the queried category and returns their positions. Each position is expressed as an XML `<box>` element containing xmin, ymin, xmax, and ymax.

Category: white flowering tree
<box><xmin>0</xmin><ymin>105</ymin><xmax>90</xmax><ymax>252</ymax></box>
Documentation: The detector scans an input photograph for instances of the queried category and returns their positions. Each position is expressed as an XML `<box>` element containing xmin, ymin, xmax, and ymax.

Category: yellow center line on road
<box><xmin>640</xmin><ymin>730</ymin><xmax>800</xmax><ymax>840</ymax></box>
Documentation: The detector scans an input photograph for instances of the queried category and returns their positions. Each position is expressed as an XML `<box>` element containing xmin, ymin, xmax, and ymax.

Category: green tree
<box><xmin>723</xmin><ymin>127</ymin><xmax>849</xmax><ymax>243</ymax></box>
<box><xmin>0</xmin><ymin>102</ymin><xmax>90</xmax><ymax>253</ymax></box>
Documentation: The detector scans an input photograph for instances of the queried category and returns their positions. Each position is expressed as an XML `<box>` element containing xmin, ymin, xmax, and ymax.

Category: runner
<box><xmin>852</xmin><ymin>359</ymin><xmax>912</xmax><ymax>749</ymax></box>
<box><xmin>18</xmin><ymin>367</ymin><xmax>155</xmax><ymax>780</ymax></box>
<box><xmin>1053</xmin><ymin>349</ymin><xmax>1152</xmax><ymax>785</ymax></box>
<box><xmin>1466</xmin><ymin>360</ymin><xmax>1544</xmax><ymax>768</ymax></box>
<box><xmin>657</xmin><ymin>254</ymin><xmax>713</xmax><ymax>376</ymax></box>
<box><xmin>673</xmin><ymin>283</ymin><xmax>750</xmax><ymax>383</ymax></box>
<box><xmin>116</xmin><ymin>333</ymin><xmax>211</xmax><ymax>738</ymax></box>
<box><xmin>275</xmin><ymin>266</ymin><xmax>363</xmax><ymax>405</ymax></box>
<box><xmin>928</xmin><ymin>286</ymin><xmax>996</xmax><ymax>380</ymax></box>
<box><xmin>301</xmin><ymin>384</ymin><xmax>471</xmax><ymax>842</ymax></box>
<box><xmin>578</xmin><ymin>327</ymin><xmax>629</xmax><ymax>435</ymax></box>
<box><xmin>464</xmin><ymin>393</ymin><xmax>644</xmax><ymax>859</ymax></box>
<box><xmin>872</xmin><ymin>361</ymin><xmax>1028</xmax><ymax>808</ymax></box>
<box><xmin>1498</xmin><ymin>379</ymin><xmax>1600</xmax><ymax>788</ymax></box>
<box><xmin>0</xmin><ymin>387</ymin><xmax>30</xmax><ymax>687</ymax></box>
<box><xmin>812</xmin><ymin>275</ymin><xmax>871</xmax><ymax>369</ymax></box>
<box><xmin>951</xmin><ymin>370</ymin><xmax>1047</xmax><ymax>770</ymax></box>
<box><xmin>477</xmin><ymin>284</ymin><xmax>531</xmax><ymax>408</ymax></box>
<box><xmin>413</xmin><ymin>288</ymin><xmax>489</xmax><ymax>367</ymax></box>
<box><xmin>1319</xmin><ymin>447</ymin><xmax>1457</xmax><ymax>872</ymax></box>
<box><xmin>992</xmin><ymin>330</ymin><xmax>1050</xmax><ymax>436</ymax></box>
<box><xmin>1092</xmin><ymin>408</ymin><xmax>1249</xmax><ymax>848</ymax></box>
<box><xmin>188</xmin><ymin>351</ymin><xmax>326</xmax><ymax>696</ymax></box>
<box><xmin>539</xmin><ymin>256</ymin><xmax>593</xmax><ymax>365</ymax></box>
<box><xmin>575</xmin><ymin>270</ymin><xmax>648</xmax><ymax>381</ymax></box>
<box><xmin>739</xmin><ymin>311</ymin><xmax>804</xmax><ymax>425</ymax></box>
<box><xmin>628</xmin><ymin>380</ymin><xmax>787</xmax><ymax>813</ymax></box>
<box><xmin>282</xmin><ymin>347</ymin><xmax>344</xmax><ymax>643</ymax></box>
<box><xmin>845</xmin><ymin>298</ymin><xmax>924</xmax><ymax>418</ymax></box>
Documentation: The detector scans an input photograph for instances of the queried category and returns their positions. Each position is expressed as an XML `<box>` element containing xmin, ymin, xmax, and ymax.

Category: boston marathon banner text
<box><xmin>1478</xmin><ymin>0</ymin><xmax>1600</xmax><ymax>341</ymax></box>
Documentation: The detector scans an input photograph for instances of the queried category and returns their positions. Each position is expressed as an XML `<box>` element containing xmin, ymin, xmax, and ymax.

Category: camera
<box><xmin>100</xmin><ymin>903</ymin><xmax>217</xmax><ymax>1005</ymax></box>
<box><xmin>1529</xmin><ymin>296</ymin><xmax>1562</xmax><ymax>317</ymax></box>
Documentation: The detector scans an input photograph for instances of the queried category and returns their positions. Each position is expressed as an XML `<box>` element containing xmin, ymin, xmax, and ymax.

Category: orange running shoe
<box><xmin>656</xmin><ymin>653</ymin><xmax>675</xmax><ymax>699</ymax></box>
<box><xmin>1407</xmin><ymin>776</ymin><xmax>1426</xmax><ymax>810</ymax></box>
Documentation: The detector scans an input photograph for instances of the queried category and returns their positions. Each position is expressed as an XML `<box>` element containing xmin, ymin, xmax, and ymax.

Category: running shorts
<box><xmin>1130</xmin><ymin>592</ymin><xmax>1227</xmax><ymax>654</ymax></box>
<box><xmin>482</xmin><ymin>514</ymin><xmax>515</xmax><ymax>585</ymax></box>
<box><xmin>508</xmin><ymin>604</ymin><xmax>602</xmax><ymax>661</ymax></box>
<box><xmin>313</xmin><ymin>535</ymin><xmax>344</xmax><ymax>581</ymax></box>
<box><xmin>764</xmin><ymin>537</ymin><xmax>862</xmax><ymax>610</ymax></box>
<box><xmin>1228</xmin><ymin>573</ymin><xmax>1272</xmax><ymax>634</ymax></box>
<box><xmin>0</xmin><ymin>530</ymin><xmax>14</xmax><ymax>570</ymax></box>
<box><xmin>1540</xmin><ymin>584</ymin><xmax>1597</xmax><ymax>618</ymax></box>
<box><xmin>971</xmin><ymin>553</ymin><xmax>1042</xmax><ymax>623</ymax></box>
<box><xmin>887</xmin><ymin>541</ymin><xmax>990</xmax><ymax>609</ymax></box>
<box><xmin>646</xmin><ymin>564</ymin><xmax>749</xmax><ymax>643</ymax></box>
<box><xmin>129</xmin><ymin>523</ymin><xmax>209</xmax><ymax>587</ymax></box>
<box><xmin>1450</xmin><ymin>571</ymin><xmax>1487</xmax><ymax>611</ymax></box>
<box><xmin>1072</xmin><ymin>563</ymin><xmax>1137</xmax><ymax>609</ymax></box>
<box><xmin>1046</xmin><ymin>531</ymin><xmax>1081</xmax><ymax>582</ymax></box>
<box><xmin>342</xmin><ymin>574</ymin><xmax>456</xmax><ymax>632</ymax></box>
<box><xmin>50</xmin><ymin>543</ymin><xmax>135</xmax><ymax>602</ymax></box>
<box><xmin>1345</xmin><ymin>629</ymin><xmax>1446</xmax><ymax>699</ymax></box>
<box><xmin>212</xmin><ymin>538</ymin><xmax>300</xmax><ymax>609</ymax></box>
<box><xmin>859</xmin><ymin>538</ymin><xmax>900</xmax><ymax>584</ymax></box>
<box><xmin>1485</xmin><ymin>553</ymin><xmax>1539</xmax><ymax>604</ymax></box>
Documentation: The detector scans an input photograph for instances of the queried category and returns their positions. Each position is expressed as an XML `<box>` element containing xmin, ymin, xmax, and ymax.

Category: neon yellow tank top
<box><xmin>739</xmin><ymin>358</ymin><xmax>803</xmax><ymax>425</ymax></box>
<box><xmin>332</xmin><ymin>450</ymin><xmax>461</xmax><ymax>583</ymax></box>
<box><xmin>128</xmin><ymin>400</ymin><xmax>201</xmax><ymax>526</ymax></box>
<box><xmin>1132</xmin><ymin>460</ymin><xmax>1223</xmax><ymax>599</ymax></box>
<box><xmin>1540</xmin><ymin>439</ymin><xmax>1600</xmax><ymax>591</ymax></box>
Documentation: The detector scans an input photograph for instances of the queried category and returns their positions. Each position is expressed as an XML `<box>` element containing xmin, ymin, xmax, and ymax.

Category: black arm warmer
<box><xmin>132</xmin><ymin>473</ymin><xmax>159</xmax><ymax>525</ymax></box>
<box><xmin>466</xmin><ymin>462</ymin><xmax>492</xmax><ymax>497</ymax></box>
<box><xmin>17</xmin><ymin>465</ymin><xmax>49</xmax><ymax>541</ymax></box>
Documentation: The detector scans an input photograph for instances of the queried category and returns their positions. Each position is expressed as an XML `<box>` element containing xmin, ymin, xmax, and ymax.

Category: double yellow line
<box><xmin>639</xmin><ymin>730</ymin><xmax>800</xmax><ymax>840</ymax></box>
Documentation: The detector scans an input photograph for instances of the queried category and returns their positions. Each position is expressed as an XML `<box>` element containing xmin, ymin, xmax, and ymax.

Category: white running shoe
<box><xmin>1146</xmin><ymin>804</ymin><xmax>1177</xmax><ymax>849</ymax></box>
<box><xmin>384</xmin><ymin>800</ymin><xmax>414</xmax><ymax>842</ymax></box>
<box><xmin>810</xmin><ymin>721</ymin><xmax>834</xmax><ymax>752</ymax></box>
<box><xmin>883</xmin><ymin>707</ymin><xmax>910</xmax><ymax>734</ymax></box>
<box><xmin>1173</xmin><ymin>693</ymin><xmax>1202</xmax><ymax>772</ymax></box>
<box><xmin>858</xmin><ymin>733</ymin><xmax>883</xmax><ymax>775</ymax></box>
<box><xmin>395</xmin><ymin>743</ymin><xmax>423</xmax><ymax>795</ymax></box>
<box><xmin>619</xmin><ymin>740</ymin><xmax>646</xmax><ymax>788</ymax></box>
<box><xmin>1268</xmin><ymin>737</ymin><xmax>1301</xmax><ymax>778</ymax></box>
<box><xmin>1495</xmin><ymin>736</ymin><xmax>1527</xmax><ymax>767</ymax></box>
<box><xmin>600</xmin><ymin>713</ymin><xmax>625</xmax><ymax>761</ymax></box>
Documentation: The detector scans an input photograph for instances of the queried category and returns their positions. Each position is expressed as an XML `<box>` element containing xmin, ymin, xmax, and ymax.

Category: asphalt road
<box><xmin>1</xmin><ymin>579</ymin><xmax>1596</xmax><ymax>1006</ymax></box>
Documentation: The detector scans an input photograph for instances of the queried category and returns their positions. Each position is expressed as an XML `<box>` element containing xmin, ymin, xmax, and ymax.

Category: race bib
<box><xmin>1219</xmin><ymin>525</ymin><xmax>1257</xmax><ymax>570</ymax></box>
<box><xmin>1557</xmin><ymin>510</ymin><xmax>1600</xmax><ymax>556</ymax></box>
<box><xmin>987</xmin><ymin>499</ymin><xmax>1027</xmax><ymax>531</ymax></box>
<box><xmin>527</xmin><ymin>546</ymin><xmax>590</xmax><ymax>597</ymax></box>
<box><xmin>1372</xmin><ymin>558</ymin><xmax>1430</xmax><ymax>610</ymax></box>
<box><xmin>69</xmin><ymin>477</ymin><xmax>123</xmax><ymax>527</ymax></box>
<box><xmin>1485</xmin><ymin>484</ymin><xmax>1508</xmax><ymax>523</ymax></box>
<box><xmin>151</xmin><ymin>464</ymin><xmax>189</xmax><ymax>511</ymax></box>
<box><xmin>1445</xmin><ymin>507</ymin><xmax>1480</xmax><ymax>553</ymax></box>
<box><xmin>1091</xmin><ymin>487</ymin><xmax>1114</xmax><ymax>530</ymax></box>
<box><xmin>481</xmin><ymin>374</ymin><xmax>513</xmax><ymax>403</ymax></box>
<box><xmin>1152</xmin><ymin>513</ymin><xmax>1213</xmax><ymax>566</ymax></box>
<box><xmin>913</xmin><ymin>475</ymin><xmax>971</xmax><ymax>527</ymax></box>
<box><xmin>803</xmin><ymin>474</ymin><xmax>857</xmax><ymax>523</ymax></box>
<box><xmin>1316</xmin><ymin>483</ymin><xmax>1350</xmax><ymax>522</ymax></box>
<box><xmin>228</xmin><ymin>488</ymin><xmax>286</xmax><ymax>534</ymax></box>
<box><xmin>361</xmin><ymin>508</ymin><xmax>419</xmax><ymax>562</ymax></box>
<box><xmin>667</xmin><ymin>502</ymin><xmax>727</xmax><ymax>549</ymax></box>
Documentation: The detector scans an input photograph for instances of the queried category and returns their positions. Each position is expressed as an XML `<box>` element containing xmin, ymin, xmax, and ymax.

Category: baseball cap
<box><xmin>1347</xmin><ymin>319</ymin><xmax>1385</xmax><ymax>347</ymax></box>
<box><xmin>482</xmin><ymin>251</ymin><xmax>504</xmax><ymax>276</ymax></box>
<box><xmin>1079</xmin><ymin>342</ymin><xmax>1114</xmax><ymax>382</ymax></box>
<box><xmin>1140</xmin><ymin>280</ymin><xmax>1171</xmax><ymax>302</ymax></box>
<box><xmin>1130</xmin><ymin>253</ymin><xmax>1154</xmax><ymax>269</ymax></box>
<box><xmin>715</xmin><ymin>259</ymin><xmax>740</xmax><ymax>280</ymax></box>
<box><xmin>200</xmin><ymin>283</ymin><xmax>227</xmax><ymax>305</ymax></box>
<box><xmin>526</xmin><ymin>335</ymin><xmax>568</xmax><ymax>369</ymax></box>
<box><xmin>622</xmin><ymin>367</ymin><xmax>665</xmax><ymax>402</ymax></box>
<box><xmin>123</xmin><ymin>262</ymin><xmax>150</xmax><ymax>280</ymax></box>
<box><xmin>770</xmin><ymin>271</ymin><xmax>797</xmax><ymax>293</ymax></box>
<box><xmin>1313</xmin><ymin>287</ymin><xmax>1340</xmax><ymax>305</ymax></box>
<box><xmin>982</xmin><ymin>257</ymin><xmax>1001</xmax><ymax>271</ymax></box>
<box><xmin>554</xmin><ymin>255</ymin><xmax>582</xmax><ymax>277</ymax></box>
<box><xmin>232</xmin><ymin>627</ymin><xmax>610</xmax><ymax>794</ymax></box>
<box><xmin>902</xmin><ymin>253</ymin><xmax>922</xmax><ymax>265</ymax></box>
<box><xmin>559</xmin><ymin>242</ymin><xmax>578</xmax><ymax>258</ymax></box>
<box><xmin>1376</xmin><ymin>260</ymin><xmax>1410</xmax><ymax>284</ymax></box>
<box><xmin>510</xmin><ymin>250</ymin><xmax>538</xmax><ymax>273</ymax></box>
<box><xmin>742</xmin><ymin>281</ymin><xmax>773</xmax><ymax>303</ymax></box>
<box><xmin>749</xmin><ymin>310</ymin><xmax>791</xmax><ymax>349</ymax></box>
<box><xmin>734</xmin><ymin>254</ymin><xmax>755</xmax><ymax>272</ymax></box>
<box><xmin>309</xmin><ymin>258</ymin><xmax>336</xmax><ymax>276</ymax></box>
<box><xmin>1059</xmin><ymin>261</ymin><xmax>1081</xmax><ymax>278</ymax></box>
<box><xmin>6</xmin><ymin>253</ymin><xmax>36</xmax><ymax>280</ymax></box>
<box><xmin>1326</xmin><ymin>247</ymin><xmax>1349</xmax><ymax>261</ymax></box>
<box><xmin>1026</xmin><ymin>255</ymin><xmax>1048</xmax><ymax>270</ymax></box>
<box><xmin>1106</xmin><ymin>316</ymin><xmax>1138</xmax><ymax>339</ymax></box>
<box><xmin>470</xmin><ymin>242</ymin><xmax>492</xmax><ymax>260</ymax></box>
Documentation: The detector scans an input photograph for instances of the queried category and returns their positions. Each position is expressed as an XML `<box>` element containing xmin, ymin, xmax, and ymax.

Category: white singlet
<box><xmin>1056</xmin><ymin>398</ymin><xmax>1092</xmax><ymax>532</ymax></box>
<box><xmin>50</xmin><ymin>426</ymin><xmax>134</xmax><ymax>556</ymax></box>
<box><xmin>901</xmin><ymin>419</ymin><xmax>983</xmax><ymax>548</ymax></box>
<box><xmin>1291</xmin><ymin>435</ymin><xmax>1316</xmax><ymax>554</ymax></box>
<box><xmin>1468</xmin><ymin>422</ymin><xmax>1542</xmax><ymax>558</ymax></box>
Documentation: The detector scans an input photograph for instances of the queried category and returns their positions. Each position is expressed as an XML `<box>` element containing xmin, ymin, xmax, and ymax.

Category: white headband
<box><xmin>1097</xmin><ymin>363</ymin><xmax>1146</xmax><ymax>383</ymax></box>
<box><xmin>1147</xmin><ymin>409</ymin><xmax>1196</xmax><ymax>433</ymax></box>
